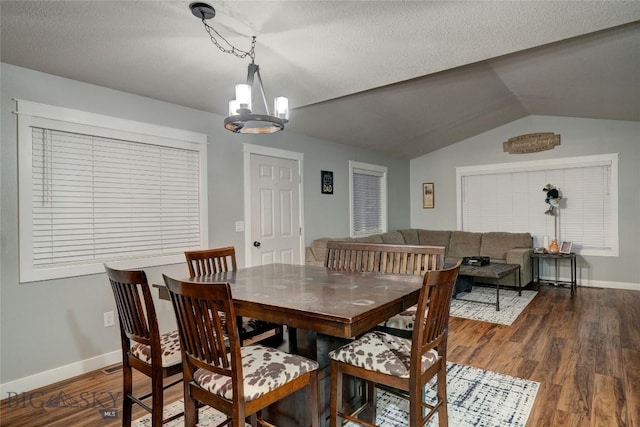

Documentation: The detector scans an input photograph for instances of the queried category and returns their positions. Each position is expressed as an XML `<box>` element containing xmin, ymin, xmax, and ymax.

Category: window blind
<box><xmin>17</xmin><ymin>99</ymin><xmax>208</xmax><ymax>282</ymax></box>
<box><xmin>350</xmin><ymin>162</ymin><xmax>387</xmax><ymax>237</ymax></box>
<box><xmin>458</xmin><ymin>154</ymin><xmax>618</xmax><ymax>256</ymax></box>
<box><xmin>32</xmin><ymin>128</ymin><xmax>201</xmax><ymax>268</ymax></box>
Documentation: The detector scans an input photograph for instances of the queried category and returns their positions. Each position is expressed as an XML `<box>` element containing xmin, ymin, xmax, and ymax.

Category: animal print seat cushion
<box><xmin>379</xmin><ymin>305</ymin><xmax>420</xmax><ymax>331</ymax></box>
<box><xmin>329</xmin><ymin>331</ymin><xmax>438</xmax><ymax>378</ymax></box>
<box><xmin>131</xmin><ymin>329</ymin><xmax>181</xmax><ymax>367</ymax></box>
<box><xmin>242</xmin><ymin>318</ymin><xmax>277</xmax><ymax>336</ymax></box>
<box><xmin>193</xmin><ymin>344</ymin><xmax>319</xmax><ymax>401</ymax></box>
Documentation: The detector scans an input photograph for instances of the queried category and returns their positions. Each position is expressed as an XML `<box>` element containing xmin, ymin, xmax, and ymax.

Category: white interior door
<box><xmin>248</xmin><ymin>152</ymin><xmax>302</xmax><ymax>266</ymax></box>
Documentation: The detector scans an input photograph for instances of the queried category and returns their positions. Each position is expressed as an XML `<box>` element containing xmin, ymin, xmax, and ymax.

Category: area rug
<box><xmin>132</xmin><ymin>362</ymin><xmax>538</xmax><ymax>427</ymax></box>
<box><xmin>450</xmin><ymin>287</ymin><xmax>538</xmax><ymax>325</ymax></box>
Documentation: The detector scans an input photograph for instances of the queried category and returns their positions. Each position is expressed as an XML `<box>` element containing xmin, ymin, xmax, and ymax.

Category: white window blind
<box><xmin>457</xmin><ymin>154</ymin><xmax>618</xmax><ymax>256</ymax></box>
<box><xmin>349</xmin><ymin>161</ymin><xmax>387</xmax><ymax>237</ymax></box>
<box><xmin>17</xmin><ymin>100</ymin><xmax>208</xmax><ymax>282</ymax></box>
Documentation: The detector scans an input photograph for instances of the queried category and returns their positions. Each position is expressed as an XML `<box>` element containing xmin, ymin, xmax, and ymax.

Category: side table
<box><xmin>531</xmin><ymin>252</ymin><xmax>577</xmax><ymax>296</ymax></box>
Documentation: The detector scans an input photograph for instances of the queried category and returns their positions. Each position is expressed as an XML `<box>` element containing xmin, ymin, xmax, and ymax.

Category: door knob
<box><xmin>253</xmin><ymin>241</ymin><xmax>261</xmax><ymax>248</ymax></box>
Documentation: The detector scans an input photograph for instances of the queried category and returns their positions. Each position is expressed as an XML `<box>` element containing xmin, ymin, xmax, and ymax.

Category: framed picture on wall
<box><xmin>422</xmin><ymin>182</ymin><xmax>434</xmax><ymax>209</ymax></box>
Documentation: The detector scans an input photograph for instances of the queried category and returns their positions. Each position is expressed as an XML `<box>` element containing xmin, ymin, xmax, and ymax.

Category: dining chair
<box><xmin>184</xmin><ymin>246</ymin><xmax>285</xmax><ymax>345</ymax></box>
<box><xmin>328</xmin><ymin>261</ymin><xmax>461</xmax><ymax>427</ymax></box>
<box><xmin>163</xmin><ymin>275</ymin><xmax>320</xmax><ymax>427</ymax></box>
<box><xmin>105</xmin><ymin>265</ymin><xmax>183</xmax><ymax>427</ymax></box>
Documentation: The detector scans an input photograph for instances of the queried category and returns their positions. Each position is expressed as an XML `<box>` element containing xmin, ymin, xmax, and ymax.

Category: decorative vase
<box><xmin>548</xmin><ymin>239</ymin><xmax>559</xmax><ymax>253</ymax></box>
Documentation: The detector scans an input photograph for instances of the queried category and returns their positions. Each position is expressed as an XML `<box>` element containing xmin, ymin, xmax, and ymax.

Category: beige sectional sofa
<box><xmin>305</xmin><ymin>229</ymin><xmax>534</xmax><ymax>285</ymax></box>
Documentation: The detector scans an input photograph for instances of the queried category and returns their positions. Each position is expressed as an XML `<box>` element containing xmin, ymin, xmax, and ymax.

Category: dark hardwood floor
<box><xmin>1</xmin><ymin>284</ymin><xmax>639</xmax><ymax>426</ymax></box>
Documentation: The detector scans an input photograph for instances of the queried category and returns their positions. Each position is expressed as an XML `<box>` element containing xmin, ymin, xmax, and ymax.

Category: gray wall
<box><xmin>0</xmin><ymin>63</ymin><xmax>410</xmax><ymax>386</ymax></box>
<box><xmin>410</xmin><ymin>115</ymin><xmax>640</xmax><ymax>288</ymax></box>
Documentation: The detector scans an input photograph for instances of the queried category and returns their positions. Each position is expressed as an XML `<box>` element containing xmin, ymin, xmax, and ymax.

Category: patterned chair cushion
<box><xmin>131</xmin><ymin>329</ymin><xmax>182</xmax><ymax>367</ymax></box>
<box><xmin>328</xmin><ymin>331</ymin><xmax>438</xmax><ymax>378</ymax></box>
<box><xmin>379</xmin><ymin>305</ymin><xmax>420</xmax><ymax>331</ymax></box>
<box><xmin>242</xmin><ymin>318</ymin><xmax>277</xmax><ymax>337</ymax></box>
<box><xmin>193</xmin><ymin>344</ymin><xmax>319</xmax><ymax>401</ymax></box>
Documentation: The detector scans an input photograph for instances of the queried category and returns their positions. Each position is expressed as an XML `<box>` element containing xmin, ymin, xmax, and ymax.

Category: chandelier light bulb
<box><xmin>274</xmin><ymin>97</ymin><xmax>289</xmax><ymax>120</ymax></box>
<box><xmin>235</xmin><ymin>84</ymin><xmax>252</xmax><ymax>111</ymax></box>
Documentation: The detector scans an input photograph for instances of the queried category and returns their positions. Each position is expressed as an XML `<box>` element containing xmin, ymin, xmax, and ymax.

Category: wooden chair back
<box><xmin>163</xmin><ymin>276</ymin><xmax>243</xmax><ymax>393</ymax></box>
<box><xmin>413</xmin><ymin>261</ymin><xmax>461</xmax><ymax>362</ymax></box>
<box><xmin>105</xmin><ymin>266</ymin><xmax>159</xmax><ymax>355</ymax></box>
<box><xmin>185</xmin><ymin>246</ymin><xmax>237</xmax><ymax>277</ymax></box>
<box><xmin>325</xmin><ymin>241</ymin><xmax>445</xmax><ymax>275</ymax></box>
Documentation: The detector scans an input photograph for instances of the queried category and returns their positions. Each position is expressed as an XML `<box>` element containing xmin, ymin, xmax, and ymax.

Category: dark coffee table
<box><xmin>455</xmin><ymin>262</ymin><xmax>521</xmax><ymax>311</ymax></box>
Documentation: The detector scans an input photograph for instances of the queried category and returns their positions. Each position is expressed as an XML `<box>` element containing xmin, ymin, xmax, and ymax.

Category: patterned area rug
<box><xmin>132</xmin><ymin>362</ymin><xmax>538</xmax><ymax>427</ymax></box>
<box><xmin>450</xmin><ymin>287</ymin><xmax>538</xmax><ymax>325</ymax></box>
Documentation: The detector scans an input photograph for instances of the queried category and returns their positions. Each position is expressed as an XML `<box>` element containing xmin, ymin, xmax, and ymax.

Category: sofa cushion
<box><xmin>447</xmin><ymin>231</ymin><xmax>482</xmax><ymax>258</ymax></box>
<box><xmin>480</xmin><ymin>232</ymin><xmax>532</xmax><ymax>260</ymax></box>
<box><xmin>380</xmin><ymin>231</ymin><xmax>406</xmax><ymax>244</ymax></box>
<box><xmin>354</xmin><ymin>235</ymin><xmax>384</xmax><ymax>243</ymax></box>
<box><xmin>416</xmin><ymin>230</ymin><xmax>451</xmax><ymax>253</ymax></box>
<box><xmin>398</xmin><ymin>229</ymin><xmax>419</xmax><ymax>245</ymax></box>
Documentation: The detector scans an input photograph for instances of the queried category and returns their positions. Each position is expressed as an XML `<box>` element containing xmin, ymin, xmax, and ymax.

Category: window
<box><xmin>349</xmin><ymin>161</ymin><xmax>387</xmax><ymax>237</ymax></box>
<box><xmin>456</xmin><ymin>154</ymin><xmax>618</xmax><ymax>256</ymax></box>
<box><xmin>17</xmin><ymin>100</ymin><xmax>208</xmax><ymax>282</ymax></box>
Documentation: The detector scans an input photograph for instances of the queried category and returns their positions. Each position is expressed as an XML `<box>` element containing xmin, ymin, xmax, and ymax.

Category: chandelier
<box><xmin>190</xmin><ymin>2</ymin><xmax>289</xmax><ymax>134</ymax></box>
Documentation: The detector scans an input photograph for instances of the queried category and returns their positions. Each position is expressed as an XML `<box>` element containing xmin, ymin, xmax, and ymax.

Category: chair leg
<box><xmin>122</xmin><ymin>362</ymin><xmax>133</xmax><ymax>427</ymax></box>
<box><xmin>184</xmin><ymin>386</ymin><xmax>198</xmax><ymax>427</ymax></box>
<box><xmin>368</xmin><ymin>381</ymin><xmax>377</xmax><ymax>423</ymax></box>
<box><xmin>436</xmin><ymin>362</ymin><xmax>449</xmax><ymax>427</ymax></box>
<box><xmin>409</xmin><ymin>387</ymin><xmax>420</xmax><ymax>427</ymax></box>
<box><xmin>330</xmin><ymin>361</ymin><xmax>343</xmax><ymax>427</ymax></box>
<box><xmin>309</xmin><ymin>371</ymin><xmax>319</xmax><ymax>427</ymax></box>
<box><xmin>151</xmin><ymin>371</ymin><xmax>164</xmax><ymax>427</ymax></box>
<box><xmin>275</xmin><ymin>324</ymin><xmax>285</xmax><ymax>343</ymax></box>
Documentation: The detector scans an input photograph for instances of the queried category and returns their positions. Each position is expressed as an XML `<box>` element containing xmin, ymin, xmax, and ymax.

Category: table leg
<box><xmin>554</xmin><ymin>258</ymin><xmax>559</xmax><ymax>286</ymax></box>
<box><xmin>518</xmin><ymin>266</ymin><xmax>522</xmax><ymax>296</ymax></box>
<box><xmin>571</xmin><ymin>256</ymin><xmax>577</xmax><ymax>296</ymax></box>
<box><xmin>496</xmin><ymin>279</ymin><xmax>500</xmax><ymax>311</ymax></box>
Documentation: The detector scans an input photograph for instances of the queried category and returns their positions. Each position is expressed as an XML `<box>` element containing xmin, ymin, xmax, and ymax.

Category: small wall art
<box><xmin>422</xmin><ymin>182</ymin><xmax>434</xmax><ymax>209</ymax></box>
<box><xmin>321</xmin><ymin>170</ymin><xmax>334</xmax><ymax>194</ymax></box>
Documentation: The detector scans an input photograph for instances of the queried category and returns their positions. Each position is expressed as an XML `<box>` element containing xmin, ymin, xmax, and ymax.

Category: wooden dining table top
<box><xmin>170</xmin><ymin>263</ymin><xmax>423</xmax><ymax>339</ymax></box>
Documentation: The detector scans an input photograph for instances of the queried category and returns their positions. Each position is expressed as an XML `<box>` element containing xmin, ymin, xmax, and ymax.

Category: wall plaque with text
<box><xmin>503</xmin><ymin>133</ymin><xmax>561</xmax><ymax>154</ymax></box>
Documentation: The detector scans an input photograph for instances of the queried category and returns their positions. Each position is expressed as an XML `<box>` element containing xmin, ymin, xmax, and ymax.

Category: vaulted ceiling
<box><xmin>2</xmin><ymin>1</ymin><xmax>639</xmax><ymax>159</ymax></box>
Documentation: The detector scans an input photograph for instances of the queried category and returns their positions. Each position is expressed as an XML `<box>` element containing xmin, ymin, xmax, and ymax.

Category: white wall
<box><xmin>410</xmin><ymin>115</ymin><xmax>640</xmax><ymax>289</ymax></box>
<box><xmin>0</xmin><ymin>63</ymin><xmax>410</xmax><ymax>392</ymax></box>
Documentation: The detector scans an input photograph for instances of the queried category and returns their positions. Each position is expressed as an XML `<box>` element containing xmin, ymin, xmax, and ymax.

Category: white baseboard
<box><xmin>538</xmin><ymin>275</ymin><xmax>640</xmax><ymax>291</ymax></box>
<box><xmin>0</xmin><ymin>350</ymin><xmax>121</xmax><ymax>397</ymax></box>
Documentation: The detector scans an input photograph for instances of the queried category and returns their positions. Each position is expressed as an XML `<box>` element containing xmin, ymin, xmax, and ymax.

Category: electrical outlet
<box><xmin>103</xmin><ymin>311</ymin><xmax>115</xmax><ymax>328</ymax></box>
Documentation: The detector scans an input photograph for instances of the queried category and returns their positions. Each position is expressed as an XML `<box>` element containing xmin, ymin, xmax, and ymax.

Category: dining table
<box><xmin>156</xmin><ymin>262</ymin><xmax>424</xmax><ymax>426</ymax></box>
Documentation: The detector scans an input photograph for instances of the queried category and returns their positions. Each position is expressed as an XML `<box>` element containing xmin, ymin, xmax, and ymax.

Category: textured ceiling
<box><xmin>2</xmin><ymin>1</ymin><xmax>639</xmax><ymax>158</ymax></box>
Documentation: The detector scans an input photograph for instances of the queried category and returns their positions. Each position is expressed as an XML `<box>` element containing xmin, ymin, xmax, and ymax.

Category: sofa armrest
<box><xmin>305</xmin><ymin>246</ymin><xmax>324</xmax><ymax>266</ymax></box>
<box><xmin>506</xmin><ymin>247</ymin><xmax>533</xmax><ymax>285</ymax></box>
